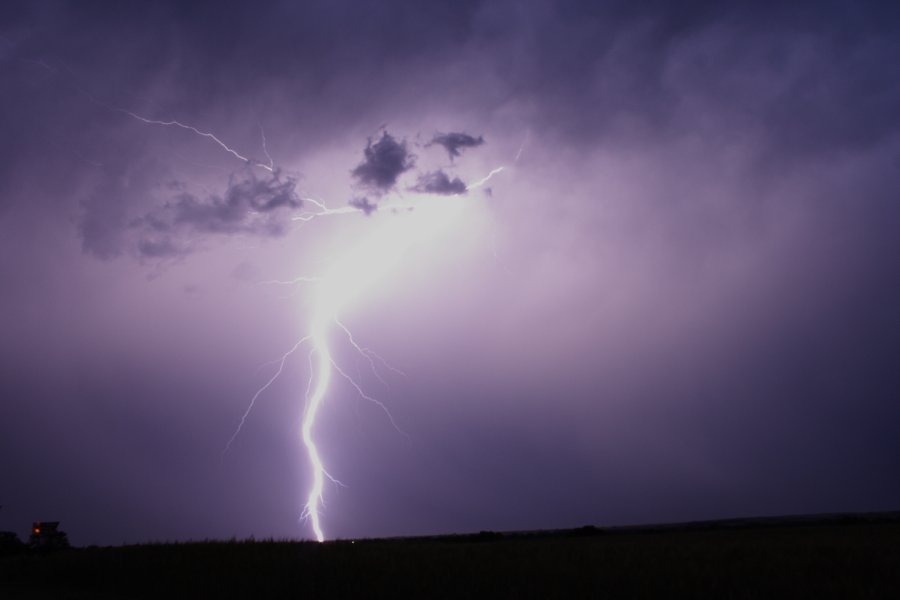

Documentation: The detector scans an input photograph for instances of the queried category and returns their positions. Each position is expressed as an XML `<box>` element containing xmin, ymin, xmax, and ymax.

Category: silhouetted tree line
<box><xmin>0</xmin><ymin>521</ymin><xmax>70</xmax><ymax>555</ymax></box>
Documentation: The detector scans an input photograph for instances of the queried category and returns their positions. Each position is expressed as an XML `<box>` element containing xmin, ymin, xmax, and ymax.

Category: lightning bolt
<box><xmin>36</xmin><ymin>56</ymin><xmax>509</xmax><ymax>539</ymax></box>
<box><xmin>11</xmin><ymin>55</ymin><xmax>520</xmax><ymax>541</ymax></box>
<box><xmin>288</xmin><ymin>273</ymin><xmax>409</xmax><ymax>541</ymax></box>
<box><xmin>112</xmin><ymin>99</ymin><xmax>421</xmax><ymax>542</ymax></box>
<box><xmin>203</xmin><ymin>140</ymin><xmax>509</xmax><ymax>541</ymax></box>
<box><xmin>118</xmin><ymin>105</ymin><xmax>513</xmax><ymax>541</ymax></box>
<box><xmin>300</xmin><ymin>296</ymin><xmax>333</xmax><ymax>542</ymax></box>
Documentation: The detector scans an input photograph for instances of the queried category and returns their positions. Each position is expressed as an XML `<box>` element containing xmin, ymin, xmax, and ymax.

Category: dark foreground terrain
<box><xmin>1</xmin><ymin>513</ymin><xmax>898</xmax><ymax>599</ymax></box>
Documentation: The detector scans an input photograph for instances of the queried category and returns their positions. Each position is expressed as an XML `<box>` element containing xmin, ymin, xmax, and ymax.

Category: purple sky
<box><xmin>1</xmin><ymin>1</ymin><xmax>898</xmax><ymax>545</ymax></box>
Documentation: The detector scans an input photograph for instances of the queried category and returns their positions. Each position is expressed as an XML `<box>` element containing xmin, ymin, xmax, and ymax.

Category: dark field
<box><xmin>2</xmin><ymin>516</ymin><xmax>899</xmax><ymax>599</ymax></box>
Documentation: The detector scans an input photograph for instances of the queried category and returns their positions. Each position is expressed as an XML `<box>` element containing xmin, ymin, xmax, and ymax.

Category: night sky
<box><xmin>1</xmin><ymin>1</ymin><xmax>898</xmax><ymax>545</ymax></box>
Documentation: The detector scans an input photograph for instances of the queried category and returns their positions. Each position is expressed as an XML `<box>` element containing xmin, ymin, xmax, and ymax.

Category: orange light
<box><xmin>33</xmin><ymin>528</ymin><xmax>40</xmax><ymax>534</ymax></box>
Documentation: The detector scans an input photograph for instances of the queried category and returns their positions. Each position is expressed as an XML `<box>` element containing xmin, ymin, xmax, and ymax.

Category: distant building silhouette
<box><xmin>29</xmin><ymin>521</ymin><xmax>69</xmax><ymax>550</ymax></box>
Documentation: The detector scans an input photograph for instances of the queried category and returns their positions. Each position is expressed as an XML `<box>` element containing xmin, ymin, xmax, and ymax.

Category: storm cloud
<box><xmin>135</xmin><ymin>171</ymin><xmax>301</xmax><ymax>256</ymax></box>
<box><xmin>411</xmin><ymin>170</ymin><xmax>468</xmax><ymax>195</ymax></box>
<box><xmin>160</xmin><ymin>172</ymin><xmax>300</xmax><ymax>232</ymax></box>
<box><xmin>0</xmin><ymin>0</ymin><xmax>898</xmax><ymax>546</ymax></box>
<box><xmin>348</xmin><ymin>196</ymin><xmax>378</xmax><ymax>215</ymax></box>
<box><xmin>78</xmin><ymin>166</ymin><xmax>303</xmax><ymax>260</ymax></box>
<box><xmin>429</xmin><ymin>132</ymin><xmax>484</xmax><ymax>160</ymax></box>
<box><xmin>351</xmin><ymin>132</ymin><xmax>415</xmax><ymax>194</ymax></box>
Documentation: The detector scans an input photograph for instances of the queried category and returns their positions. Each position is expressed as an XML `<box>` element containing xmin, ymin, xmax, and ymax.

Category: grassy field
<box><xmin>1</xmin><ymin>517</ymin><xmax>898</xmax><ymax>598</ymax></box>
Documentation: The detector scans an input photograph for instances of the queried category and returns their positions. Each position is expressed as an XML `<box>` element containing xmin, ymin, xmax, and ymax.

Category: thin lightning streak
<box><xmin>293</xmin><ymin>197</ymin><xmax>363</xmax><ymax>222</ymax></box>
<box><xmin>11</xmin><ymin>56</ymin><xmax>276</xmax><ymax>174</ymax></box>
<box><xmin>335</xmin><ymin>317</ymin><xmax>406</xmax><ymax>383</ymax></box>
<box><xmin>260</xmin><ymin>124</ymin><xmax>275</xmax><ymax>170</ymax></box>
<box><xmin>223</xmin><ymin>335</ymin><xmax>311</xmax><ymax>456</ymax></box>
<box><xmin>343</xmin><ymin>332</ymin><xmax>388</xmax><ymax>386</ymax></box>
<box><xmin>514</xmin><ymin>132</ymin><xmax>529</xmax><ymax>164</ymax></box>
<box><xmin>467</xmin><ymin>166</ymin><xmax>505</xmax><ymax>190</ymax></box>
<box><xmin>331</xmin><ymin>361</ymin><xmax>408</xmax><ymax>439</ymax></box>
<box><xmin>334</xmin><ymin>317</ymin><xmax>387</xmax><ymax>385</ymax></box>
<box><xmin>119</xmin><ymin>110</ymin><xmax>274</xmax><ymax>172</ymax></box>
<box><xmin>367</xmin><ymin>352</ymin><xmax>407</xmax><ymax>379</ymax></box>
<box><xmin>292</xmin><ymin>197</ymin><xmax>425</xmax><ymax>223</ymax></box>
<box><xmin>348</xmin><ymin>331</ymin><xmax>389</xmax><ymax>386</ymax></box>
<box><xmin>258</xmin><ymin>275</ymin><xmax>321</xmax><ymax>286</ymax></box>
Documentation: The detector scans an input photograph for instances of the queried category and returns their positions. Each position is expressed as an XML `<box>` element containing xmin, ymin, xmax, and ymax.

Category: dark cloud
<box><xmin>130</xmin><ymin>171</ymin><xmax>301</xmax><ymax>257</ymax></box>
<box><xmin>348</xmin><ymin>196</ymin><xmax>378</xmax><ymax>215</ymax></box>
<box><xmin>429</xmin><ymin>132</ymin><xmax>484</xmax><ymax>160</ymax></box>
<box><xmin>77</xmin><ymin>168</ymin><xmax>302</xmax><ymax>260</ymax></box>
<box><xmin>2</xmin><ymin>0</ymin><xmax>900</xmax><ymax>546</ymax></box>
<box><xmin>163</xmin><ymin>172</ymin><xmax>301</xmax><ymax>232</ymax></box>
<box><xmin>467</xmin><ymin>1</ymin><xmax>900</xmax><ymax>163</ymax></box>
<box><xmin>351</xmin><ymin>132</ymin><xmax>415</xmax><ymax>194</ymax></box>
<box><xmin>411</xmin><ymin>170</ymin><xmax>468</xmax><ymax>195</ymax></box>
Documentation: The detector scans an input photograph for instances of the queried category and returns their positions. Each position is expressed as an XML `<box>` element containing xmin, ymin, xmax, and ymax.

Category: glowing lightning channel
<box><xmin>229</xmin><ymin>185</ymin><xmax>505</xmax><ymax>542</ymax></box>
<box><xmin>300</xmin><ymin>296</ymin><xmax>333</xmax><ymax>542</ymax></box>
